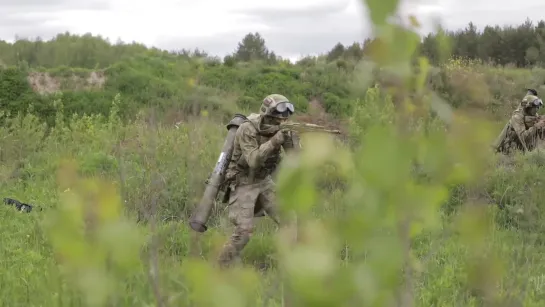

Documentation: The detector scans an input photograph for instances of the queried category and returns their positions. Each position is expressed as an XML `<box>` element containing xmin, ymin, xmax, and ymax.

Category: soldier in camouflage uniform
<box><xmin>494</xmin><ymin>89</ymin><xmax>544</xmax><ymax>154</ymax></box>
<box><xmin>217</xmin><ymin>94</ymin><xmax>297</xmax><ymax>268</ymax></box>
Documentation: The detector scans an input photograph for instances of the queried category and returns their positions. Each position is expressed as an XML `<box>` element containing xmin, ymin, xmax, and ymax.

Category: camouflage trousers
<box><xmin>217</xmin><ymin>176</ymin><xmax>279</xmax><ymax>268</ymax></box>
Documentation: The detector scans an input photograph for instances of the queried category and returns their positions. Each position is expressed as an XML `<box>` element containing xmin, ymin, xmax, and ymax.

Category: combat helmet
<box><xmin>522</xmin><ymin>88</ymin><xmax>543</xmax><ymax>109</ymax></box>
<box><xmin>260</xmin><ymin>94</ymin><xmax>295</xmax><ymax>119</ymax></box>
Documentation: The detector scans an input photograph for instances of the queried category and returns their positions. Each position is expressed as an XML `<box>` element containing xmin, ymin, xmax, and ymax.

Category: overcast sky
<box><xmin>2</xmin><ymin>0</ymin><xmax>545</xmax><ymax>61</ymax></box>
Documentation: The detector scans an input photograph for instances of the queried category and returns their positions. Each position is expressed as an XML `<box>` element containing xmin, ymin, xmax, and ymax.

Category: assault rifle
<box><xmin>279</xmin><ymin>122</ymin><xmax>341</xmax><ymax>134</ymax></box>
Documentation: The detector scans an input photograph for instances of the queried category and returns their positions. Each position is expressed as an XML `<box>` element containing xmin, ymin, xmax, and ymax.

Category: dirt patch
<box><xmin>27</xmin><ymin>71</ymin><xmax>106</xmax><ymax>95</ymax></box>
<box><xmin>27</xmin><ymin>72</ymin><xmax>61</xmax><ymax>94</ymax></box>
<box><xmin>87</xmin><ymin>71</ymin><xmax>106</xmax><ymax>88</ymax></box>
<box><xmin>294</xmin><ymin>99</ymin><xmax>329</xmax><ymax>125</ymax></box>
<box><xmin>293</xmin><ymin>98</ymin><xmax>349</xmax><ymax>137</ymax></box>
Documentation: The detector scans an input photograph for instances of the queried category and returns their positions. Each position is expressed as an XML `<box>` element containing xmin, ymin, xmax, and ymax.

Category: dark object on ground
<box><xmin>3</xmin><ymin>197</ymin><xmax>41</xmax><ymax>213</ymax></box>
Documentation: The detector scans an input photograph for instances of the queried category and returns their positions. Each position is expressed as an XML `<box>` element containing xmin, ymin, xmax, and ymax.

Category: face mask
<box><xmin>263</xmin><ymin>116</ymin><xmax>285</xmax><ymax>126</ymax></box>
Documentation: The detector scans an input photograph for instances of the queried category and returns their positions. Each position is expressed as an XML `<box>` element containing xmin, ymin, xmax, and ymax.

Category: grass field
<box><xmin>2</xmin><ymin>83</ymin><xmax>545</xmax><ymax>306</ymax></box>
<box><xmin>3</xmin><ymin>8</ymin><xmax>545</xmax><ymax>306</ymax></box>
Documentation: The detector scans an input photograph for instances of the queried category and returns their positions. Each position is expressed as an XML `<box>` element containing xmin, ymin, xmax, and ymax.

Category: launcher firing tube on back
<box><xmin>189</xmin><ymin>114</ymin><xmax>247</xmax><ymax>233</ymax></box>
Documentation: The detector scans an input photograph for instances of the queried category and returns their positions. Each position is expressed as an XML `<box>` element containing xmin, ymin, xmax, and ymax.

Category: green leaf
<box><xmin>277</xmin><ymin>162</ymin><xmax>316</xmax><ymax>215</ymax></box>
<box><xmin>363</xmin><ymin>0</ymin><xmax>400</xmax><ymax>26</ymax></box>
<box><xmin>358</xmin><ymin>126</ymin><xmax>413</xmax><ymax>190</ymax></box>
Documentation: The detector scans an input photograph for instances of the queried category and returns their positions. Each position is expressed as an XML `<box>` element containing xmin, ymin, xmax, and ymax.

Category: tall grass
<box><xmin>1</xmin><ymin>84</ymin><xmax>545</xmax><ymax>305</ymax></box>
<box><xmin>3</xmin><ymin>1</ymin><xmax>545</xmax><ymax>306</ymax></box>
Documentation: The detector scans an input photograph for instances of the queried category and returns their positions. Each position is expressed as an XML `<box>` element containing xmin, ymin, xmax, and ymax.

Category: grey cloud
<box><xmin>155</xmin><ymin>22</ymin><xmax>368</xmax><ymax>59</ymax></box>
<box><xmin>264</xmin><ymin>28</ymin><xmax>369</xmax><ymax>56</ymax></box>
<box><xmin>237</xmin><ymin>1</ymin><xmax>351</xmax><ymax>23</ymax></box>
<box><xmin>1</xmin><ymin>0</ymin><xmax>109</xmax><ymax>11</ymax></box>
<box><xmin>0</xmin><ymin>0</ymin><xmax>109</xmax><ymax>41</ymax></box>
<box><xmin>173</xmin><ymin>0</ymin><xmax>369</xmax><ymax>57</ymax></box>
<box><xmin>148</xmin><ymin>0</ymin><xmax>545</xmax><ymax>59</ymax></box>
<box><xmin>155</xmin><ymin>1</ymin><xmax>545</xmax><ymax>60</ymax></box>
<box><xmin>157</xmin><ymin>33</ymin><xmax>251</xmax><ymax>56</ymax></box>
<box><xmin>0</xmin><ymin>14</ymin><xmax>64</xmax><ymax>40</ymax></box>
<box><xmin>258</xmin><ymin>11</ymin><xmax>369</xmax><ymax>56</ymax></box>
<box><xmin>0</xmin><ymin>18</ymin><xmax>66</xmax><ymax>41</ymax></box>
<box><xmin>3</xmin><ymin>0</ymin><xmax>545</xmax><ymax>60</ymax></box>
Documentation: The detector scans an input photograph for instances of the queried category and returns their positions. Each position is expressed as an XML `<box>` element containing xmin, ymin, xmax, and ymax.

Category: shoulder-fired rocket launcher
<box><xmin>189</xmin><ymin>114</ymin><xmax>247</xmax><ymax>233</ymax></box>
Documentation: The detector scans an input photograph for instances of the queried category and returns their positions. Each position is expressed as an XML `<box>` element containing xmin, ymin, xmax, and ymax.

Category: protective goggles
<box><xmin>532</xmin><ymin>98</ymin><xmax>543</xmax><ymax>108</ymax></box>
<box><xmin>271</xmin><ymin>102</ymin><xmax>295</xmax><ymax>118</ymax></box>
<box><xmin>275</xmin><ymin>102</ymin><xmax>295</xmax><ymax>113</ymax></box>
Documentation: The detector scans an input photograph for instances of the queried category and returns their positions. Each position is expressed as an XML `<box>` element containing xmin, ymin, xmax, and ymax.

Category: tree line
<box><xmin>420</xmin><ymin>19</ymin><xmax>545</xmax><ymax>67</ymax></box>
<box><xmin>1</xmin><ymin>18</ymin><xmax>544</xmax><ymax>128</ymax></box>
<box><xmin>1</xmin><ymin>18</ymin><xmax>545</xmax><ymax>70</ymax></box>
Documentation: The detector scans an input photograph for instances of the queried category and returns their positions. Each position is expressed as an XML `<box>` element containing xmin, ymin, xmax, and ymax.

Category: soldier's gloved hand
<box><xmin>536</xmin><ymin>119</ymin><xmax>545</xmax><ymax>129</ymax></box>
<box><xmin>270</xmin><ymin>130</ymin><xmax>287</xmax><ymax>147</ymax></box>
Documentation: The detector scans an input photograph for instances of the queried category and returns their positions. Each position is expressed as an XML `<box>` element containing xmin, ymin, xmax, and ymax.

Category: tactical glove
<box><xmin>270</xmin><ymin>130</ymin><xmax>287</xmax><ymax>147</ymax></box>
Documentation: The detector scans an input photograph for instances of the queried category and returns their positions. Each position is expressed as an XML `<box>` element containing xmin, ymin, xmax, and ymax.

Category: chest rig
<box><xmin>227</xmin><ymin>113</ymin><xmax>283</xmax><ymax>184</ymax></box>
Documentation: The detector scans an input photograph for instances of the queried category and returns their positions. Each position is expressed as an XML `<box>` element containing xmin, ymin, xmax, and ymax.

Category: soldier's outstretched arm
<box><xmin>237</xmin><ymin>123</ymin><xmax>282</xmax><ymax>169</ymax></box>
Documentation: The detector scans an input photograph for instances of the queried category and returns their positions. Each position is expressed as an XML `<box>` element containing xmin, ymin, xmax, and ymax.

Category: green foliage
<box><xmin>1</xmin><ymin>18</ymin><xmax>544</xmax><ymax>125</ymax></box>
<box><xmin>3</xmin><ymin>6</ymin><xmax>545</xmax><ymax>307</ymax></box>
<box><xmin>421</xmin><ymin>19</ymin><xmax>545</xmax><ymax>67</ymax></box>
<box><xmin>232</xmin><ymin>32</ymin><xmax>277</xmax><ymax>63</ymax></box>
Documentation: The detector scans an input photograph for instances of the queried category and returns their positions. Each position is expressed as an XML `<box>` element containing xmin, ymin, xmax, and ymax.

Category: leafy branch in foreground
<box><xmin>44</xmin><ymin>161</ymin><xmax>144</xmax><ymax>307</ymax></box>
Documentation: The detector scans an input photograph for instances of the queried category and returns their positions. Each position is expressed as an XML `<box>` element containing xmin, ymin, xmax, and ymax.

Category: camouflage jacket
<box><xmin>510</xmin><ymin>106</ymin><xmax>538</xmax><ymax>138</ymax></box>
<box><xmin>495</xmin><ymin>106</ymin><xmax>540</xmax><ymax>153</ymax></box>
<box><xmin>225</xmin><ymin>113</ymin><xmax>297</xmax><ymax>185</ymax></box>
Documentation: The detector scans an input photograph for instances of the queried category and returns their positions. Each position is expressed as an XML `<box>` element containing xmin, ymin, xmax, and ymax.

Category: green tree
<box><xmin>327</xmin><ymin>42</ymin><xmax>345</xmax><ymax>62</ymax></box>
<box><xmin>233</xmin><ymin>32</ymin><xmax>270</xmax><ymax>62</ymax></box>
